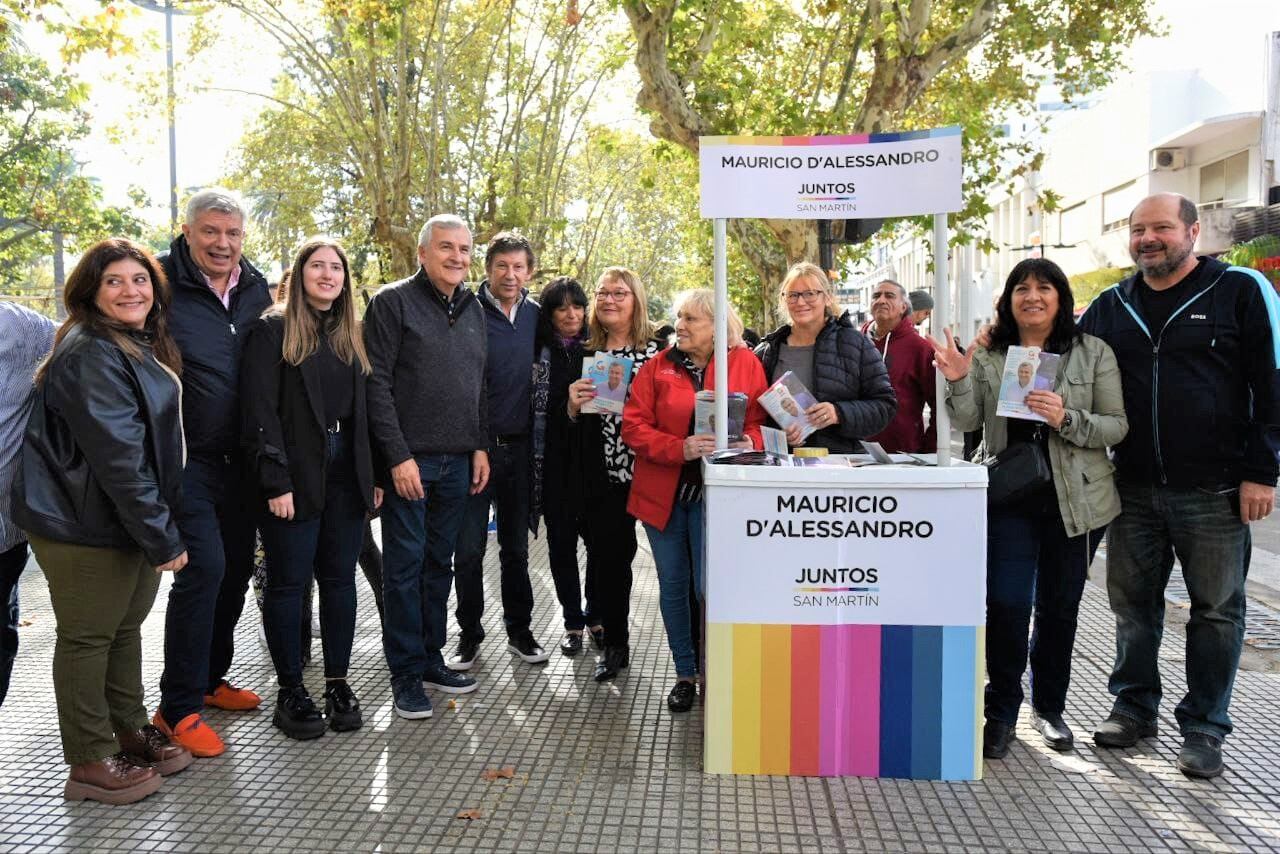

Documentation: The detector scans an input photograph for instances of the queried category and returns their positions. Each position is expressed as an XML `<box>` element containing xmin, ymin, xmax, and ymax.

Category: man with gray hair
<box><xmin>153</xmin><ymin>187</ymin><xmax>272</xmax><ymax>757</ymax></box>
<box><xmin>364</xmin><ymin>214</ymin><xmax>491</xmax><ymax>719</ymax></box>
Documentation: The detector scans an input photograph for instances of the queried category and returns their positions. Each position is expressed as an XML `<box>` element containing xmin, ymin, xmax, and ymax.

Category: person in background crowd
<box><xmin>364</xmin><ymin>214</ymin><xmax>489</xmax><ymax>720</ymax></box>
<box><xmin>933</xmin><ymin>258</ymin><xmax>1127</xmax><ymax>760</ymax></box>
<box><xmin>154</xmin><ymin>188</ymin><xmax>272</xmax><ymax>758</ymax></box>
<box><xmin>755</xmin><ymin>262</ymin><xmax>896</xmax><ymax>451</ymax></box>
<box><xmin>14</xmin><ymin>239</ymin><xmax>192</xmax><ymax>804</ymax></box>
<box><xmin>860</xmin><ymin>279</ymin><xmax>937</xmax><ymax>454</ymax></box>
<box><xmin>1079</xmin><ymin>192</ymin><xmax>1280</xmax><ymax>779</ymax></box>
<box><xmin>241</xmin><ymin>237</ymin><xmax>380</xmax><ymax>739</ymax></box>
<box><xmin>909</xmin><ymin>289</ymin><xmax>934</xmax><ymax>327</ymax></box>
<box><xmin>566</xmin><ymin>268</ymin><xmax>665</xmax><ymax>681</ymax></box>
<box><xmin>0</xmin><ymin>300</ymin><xmax>55</xmax><ymax>708</ymax></box>
<box><xmin>622</xmin><ymin>289</ymin><xmax>767</xmax><ymax>712</ymax></box>
<box><xmin>529</xmin><ymin>277</ymin><xmax>593</xmax><ymax>657</ymax></box>
<box><xmin>450</xmin><ymin>232</ymin><xmax>547</xmax><ymax>671</ymax></box>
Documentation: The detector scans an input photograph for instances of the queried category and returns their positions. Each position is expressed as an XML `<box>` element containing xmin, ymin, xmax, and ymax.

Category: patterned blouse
<box><xmin>596</xmin><ymin>339</ymin><xmax>662</xmax><ymax>483</ymax></box>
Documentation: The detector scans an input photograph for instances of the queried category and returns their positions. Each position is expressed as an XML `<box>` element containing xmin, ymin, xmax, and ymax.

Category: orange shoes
<box><xmin>151</xmin><ymin>711</ymin><xmax>226</xmax><ymax>758</ymax></box>
<box><xmin>204</xmin><ymin>680</ymin><xmax>262</xmax><ymax>711</ymax></box>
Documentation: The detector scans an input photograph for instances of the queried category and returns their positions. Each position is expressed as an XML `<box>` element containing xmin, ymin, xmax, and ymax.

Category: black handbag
<box><xmin>985</xmin><ymin>427</ymin><xmax>1052</xmax><ymax>507</ymax></box>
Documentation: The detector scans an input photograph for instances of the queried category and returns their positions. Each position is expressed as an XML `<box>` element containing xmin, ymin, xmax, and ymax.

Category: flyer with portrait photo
<box><xmin>995</xmin><ymin>346</ymin><xmax>1059</xmax><ymax>422</ymax></box>
<box><xmin>580</xmin><ymin>353</ymin><xmax>635</xmax><ymax>415</ymax></box>
<box><xmin>694</xmin><ymin>390</ymin><xmax>747</xmax><ymax>440</ymax></box>
<box><xmin>758</xmin><ymin>371</ymin><xmax>820</xmax><ymax>441</ymax></box>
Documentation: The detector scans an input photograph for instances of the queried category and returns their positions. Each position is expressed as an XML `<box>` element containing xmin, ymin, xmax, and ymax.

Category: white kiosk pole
<box><xmin>932</xmin><ymin>212</ymin><xmax>951</xmax><ymax>467</ymax></box>
<box><xmin>713</xmin><ymin>218</ymin><xmax>730</xmax><ymax>449</ymax></box>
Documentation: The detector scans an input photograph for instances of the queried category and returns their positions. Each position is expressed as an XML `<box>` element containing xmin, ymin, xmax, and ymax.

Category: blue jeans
<box><xmin>453</xmin><ymin>438</ymin><xmax>533</xmax><ymax>640</ymax></box>
<box><xmin>644</xmin><ymin>500</ymin><xmax>705</xmax><ymax>678</ymax></box>
<box><xmin>1106</xmin><ymin>482</ymin><xmax>1250</xmax><ymax>738</ymax></box>
<box><xmin>985</xmin><ymin>503</ymin><xmax>1104</xmax><ymax>724</ymax></box>
<box><xmin>260</xmin><ymin>434</ymin><xmax>366</xmax><ymax>686</ymax></box>
<box><xmin>380</xmin><ymin>453</ymin><xmax>471</xmax><ymax>681</ymax></box>
<box><xmin>0</xmin><ymin>541</ymin><xmax>28</xmax><ymax>707</ymax></box>
<box><xmin>159</xmin><ymin>454</ymin><xmax>257</xmax><ymax>725</ymax></box>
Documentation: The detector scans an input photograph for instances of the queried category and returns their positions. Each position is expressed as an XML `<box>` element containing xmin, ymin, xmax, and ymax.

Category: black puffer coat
<box><xmin>754</xmin><ymin>312</ymin><xmax>897</xmax><ymax>453</ymax></box>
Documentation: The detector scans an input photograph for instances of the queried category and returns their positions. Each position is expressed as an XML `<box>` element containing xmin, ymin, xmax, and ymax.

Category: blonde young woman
<box><xmin>565</xmin><ymin>267</ymin><xmax>665</xmax><ymax>681</ymax></box>
<box><xmin>241</xmin><ymin>237</ymin><xmax>381</xmax><ymax>739</ymax></box>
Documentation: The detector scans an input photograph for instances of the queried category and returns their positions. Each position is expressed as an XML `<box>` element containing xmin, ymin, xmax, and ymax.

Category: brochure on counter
<box><xmin>580</xmin><ymin>353</ymin><xmax>634</xmax><ymax>415</ymax></box>
<box><xmin>995</xmin><ymin>346</ymin><xmax>1059</xmax><ymax>422</ymax></box>
<box><xmin>694</xmin><ymin>390</ymin><xmax>747</xmax><ymax>439</ymax></box>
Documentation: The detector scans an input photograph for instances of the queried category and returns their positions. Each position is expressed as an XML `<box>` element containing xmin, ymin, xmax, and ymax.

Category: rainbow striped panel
<box><xmin>705</xmin><ymin>623</ymin><xmax>983</xmax><ymax>779</ymax></box>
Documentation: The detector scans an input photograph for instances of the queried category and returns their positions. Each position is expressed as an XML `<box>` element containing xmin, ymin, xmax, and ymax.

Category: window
<box><xmin>1059</xmin><ymin>202</ymin><xmax>1088</xmax><ymax>245</ymax></box>
<box><xmin>1102</xmin><ymin>181</ymin><xmax>1141</xmax><ymax>233</ymax></box>
<box><xmin>1199</xmin><ymin>151</ymin><xmax>1250</xmax><ymax>208</ymax></box>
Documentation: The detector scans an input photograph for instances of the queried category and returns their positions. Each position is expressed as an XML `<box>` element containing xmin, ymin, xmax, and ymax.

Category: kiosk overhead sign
<box><xmin>699</xmin><ymin>127</ymin><xmax>963</xmax><ymax>220</ymax></box>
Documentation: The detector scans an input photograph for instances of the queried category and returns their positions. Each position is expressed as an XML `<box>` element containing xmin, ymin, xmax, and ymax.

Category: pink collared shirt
<box><xmin>203</xmin><ymin>264</ymin><xmax>242</xmax><ymax>309</ymax></box>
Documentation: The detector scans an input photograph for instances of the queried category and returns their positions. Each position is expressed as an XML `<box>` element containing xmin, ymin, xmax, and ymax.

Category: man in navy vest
<box><xmin>1079</xmin><ymin>192</ymin><xmax>1280</xmax><ymax>779</ymax></box>
<box><xmin>449</xmin><ymin>232</ymin><xmax>548</xmax><ymax>670</ymax></box>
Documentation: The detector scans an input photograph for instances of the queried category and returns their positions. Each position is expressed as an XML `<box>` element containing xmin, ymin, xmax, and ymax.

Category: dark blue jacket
<box><xmin>1078</xmin><ymin>257</ymin><xmax>1280</xmax><ymax>488</ymax></box>
<box><xmin>160</xmin><ymin>235</ymin><xmax>272</xmax><ymax>459</ymax></box>
<box><xmin>477</xmin><ymin>281</ymin><xmax>539</xmax><ymax>437</ymax></box>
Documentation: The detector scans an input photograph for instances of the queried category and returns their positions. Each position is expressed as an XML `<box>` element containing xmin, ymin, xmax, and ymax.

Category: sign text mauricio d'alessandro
<box><xmin>745</xmin><ymin>493</ymin><xmax>936</xmax><ymax>539</ymax></box>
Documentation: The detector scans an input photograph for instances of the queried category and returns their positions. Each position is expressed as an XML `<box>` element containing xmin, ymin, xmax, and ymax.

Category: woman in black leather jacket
<box><xmin>240</xmin><ymin>237</ymin><xmax>378</xmax><ymax>740</ymax></box>
<box><xmin>14</xmin><ymin>238</ymin><xmax>191</xmax><ymax>805</ymax></box>
<box><xmin>754</xmin><ymin>263</ymin><xmax>897</xmax><ymax>452</ymax></box>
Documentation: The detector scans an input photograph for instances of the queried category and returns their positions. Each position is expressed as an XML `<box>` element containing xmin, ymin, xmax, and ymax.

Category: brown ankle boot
<box><xmin>65</xmin><ymin>753</ymin><xmax>163</xmax><ymax>805</ymax></box>
<box><xmin>118</xmin><ymin>724</ymin><xmax>194</xmax><ymax>776</ymax></box>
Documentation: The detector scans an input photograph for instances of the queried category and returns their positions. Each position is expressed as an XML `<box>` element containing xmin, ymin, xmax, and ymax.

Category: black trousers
<box><xmin>581</xmin><ymin>481</ymin><xmax>637</xmax><ymax>648</ymax></box>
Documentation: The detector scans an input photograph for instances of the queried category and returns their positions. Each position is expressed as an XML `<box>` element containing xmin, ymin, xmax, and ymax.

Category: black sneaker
<box><xmin>982</xmin><ymin>719</ymin><xmax>1015</xmax><ymax>759</ymax></box>
<box><xmin>423</xmin><ymin>662</ymin><xmax>478</xmax><ymax>694</ymax></box>
<box><xmin>508</xmin><ymin>632</ymin><xmax>550</xmax><ymax>664</ymax></box>
<box><xmin>667</xmin><ymin>680</ymin><xmax>696</xmax><ymax>713</ymax></box>
<box><xmin>1177</xmin><ymin>732</ymin><xmax>1224</xmax><ymax>779</ymax></box>
<box><xmin>446</xmin><ymin>636</ymin><xmax>481</xmax><ymax>672</ymax></box>
<box><xmin>391</xmin><ymin>676</ymin><xmax>433</xmax><ymax>720</ymax></box>
<box><xmin>559</xmin><ymin>631</ymin><xmax>583</xmax><ymax>657</ymax></box>
<box><xmin>1093</xmin><ymin>712</ymin><xmax>1157</xmax><ymax>748</ymax></box>
<box><xmin>323</xmin><ymin>680</ymin><xmax>363</xmax><ymax>732</ymax></box>
<box><xmin>273</xmin><ymin>685</ymin><xmax>327</xmax><ymax>740</ymax></box>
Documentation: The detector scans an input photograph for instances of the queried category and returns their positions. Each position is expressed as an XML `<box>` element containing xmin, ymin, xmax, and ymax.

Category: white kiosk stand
<box><xmin>697</xmin><ymin>130</ymin><xmax>987</xmax><ymax>779</ymax></box>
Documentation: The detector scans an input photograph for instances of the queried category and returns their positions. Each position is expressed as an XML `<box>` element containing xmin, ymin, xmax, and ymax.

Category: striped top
<box><xmin>0</xmin><ymin>302</ymin><xmax>56</xmax><ymax>551</ymax></box>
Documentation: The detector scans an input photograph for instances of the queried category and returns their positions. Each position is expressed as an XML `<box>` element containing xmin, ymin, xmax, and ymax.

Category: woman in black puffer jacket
<box><xmin>755</xmin><ymin>262</ymin><xmax>897</xmax><ymax>452</ymax></box>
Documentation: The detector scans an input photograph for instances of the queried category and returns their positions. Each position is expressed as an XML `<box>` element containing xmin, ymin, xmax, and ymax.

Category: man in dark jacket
<box><xmin>364</xmin><ymin>214</ymin><xmax>490</xmax><ymax>720</ymax></box>
<box><xmin>860</xmin><ymin>280</ymin><xmax>937</xmax><ymax>453</ymax></box>
<box><xmin>154</xmin><ymin>188</ymin><xmax>273</xmax><ymax>758</ymax></box>
<box><xmin>449</xmin><ymin>232</ymin><xmax>547</xmax><ymax>671</ymax></box>
<box><xmin>1080</xmin><ymin>192</ymin><xmax>1280</xmax><ymax>779</ymax></box>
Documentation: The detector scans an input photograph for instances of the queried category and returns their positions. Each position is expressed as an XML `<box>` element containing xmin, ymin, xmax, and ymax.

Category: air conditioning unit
<box><xmin>1150</xmin><ymin>148</ymin><xmax>1187</xmax><ymax>171</ymax></box>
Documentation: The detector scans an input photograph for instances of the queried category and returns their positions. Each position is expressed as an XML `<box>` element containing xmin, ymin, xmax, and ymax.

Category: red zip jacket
<box><xmin>623</xmin><ymin>345</ymin><xmax>768</xmax><ymax>531</ymax></box>
<box><xmin>860</xmin><ymin>313</ymin><xmax>937</xmax><ymax>453</ymax></box>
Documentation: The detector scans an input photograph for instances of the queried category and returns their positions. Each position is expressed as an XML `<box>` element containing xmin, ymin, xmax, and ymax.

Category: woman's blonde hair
<box><xmin>777</xmin><ymin>261</ymin><xmax>837</xmax><ymax>320</ymax></box>
<box><xmin>277</xmin><ymin>236</ymin><xmax>371</xmax><ymax>375</ymax></box>
<box><xmin>672</xmin><ymin>288</ymin><xmax>744</xmax><ymax>348</ymax></box>
<box><xmin>586</xmin><ymin>266</ymin><xmax>655</xmax><ymax>350</ymax></box>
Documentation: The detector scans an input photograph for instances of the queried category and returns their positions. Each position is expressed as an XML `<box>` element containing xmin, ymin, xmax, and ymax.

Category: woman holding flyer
<box><xmin>623</xmin><ymin>289</ymin><xmax>767</xmax><ymax>712</ymax></box>
<box><xmin>755</xmin><ymin>263</ymin><xmax>896</xmax><ymax>451</ymax></box>
<box><xmin>565</xmin><ymin>267</ymin><xmax>664</xmax><ymax>681</ymax></box>
<box><xmin>931</xmin><ymin>258</ymin><xmax>1127</xmax><ymax>760</ymax></box>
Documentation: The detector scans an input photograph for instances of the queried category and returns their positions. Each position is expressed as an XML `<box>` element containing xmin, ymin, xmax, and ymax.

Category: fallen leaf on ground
<box><xmin>448</xmin><ymin>699</ymin><xmax>457</xmax><ymax>710</ymax></box>
<box><xmin>18</xmin><ymin>620</ymin><xmax>32</xmax><ymax>627</ymax></box>
<box><xmin>481</xmin><ymin>765</ymin><xmax>516</xmax><ymax>781</ymax></box>
<box><xmin>456</xmin><ymin>809</ymin><xmax>482</xmax><ymax>820</ymax></box>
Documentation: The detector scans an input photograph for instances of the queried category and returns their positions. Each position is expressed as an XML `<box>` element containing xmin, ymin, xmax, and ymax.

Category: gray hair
<box><xmin>417</xmin><ymin>214</ymin><xmax>470</xmax><ymax>248</ymax></box>
<box><xmin>184</xmin><ymin>187</ymin><xmax>247</xmax><ymax>225</ymax></box>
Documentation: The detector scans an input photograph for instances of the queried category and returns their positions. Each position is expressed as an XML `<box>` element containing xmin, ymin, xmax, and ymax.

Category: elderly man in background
<box><xmin>909</xmin><ymin>289</ymin><xmax>934</xmax><ymax>327</ymax></box>
<box><xmin>0</xmin><ymin>301</ymin><xmax>56</xmax><ymax>708</ymax></box>
<box><xmin>860</xmin><ymin>279</ymin><xmax>936</xmax><ymax>453</ymax></box>
<box><xmin>153</xmin><ymin>188</ymin><xmax>272</xmax><ymax>757</ymax></box>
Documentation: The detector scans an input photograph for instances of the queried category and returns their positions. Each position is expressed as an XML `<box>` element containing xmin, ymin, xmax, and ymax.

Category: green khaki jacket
<box><xmin>944</xmin><ymin>333</ymin><xmax>1128</xmax><ymax>538</ymax></box>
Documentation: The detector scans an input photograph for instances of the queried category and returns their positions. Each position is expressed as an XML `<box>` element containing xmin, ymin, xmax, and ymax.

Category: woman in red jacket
<box><xmin>622</xmin><ymin>289</ymin><xmax>767</xmax><ymax>712</ymax></box>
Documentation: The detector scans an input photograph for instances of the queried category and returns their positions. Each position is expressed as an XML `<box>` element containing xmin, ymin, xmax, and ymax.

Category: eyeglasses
<box><xmin>595</xmin><ymin>289</ymin><xmax>632</xmax><ymax>302</ymax></box>
<box><xmin>785</xmin><ymin>290</ymin><xmax>824</xmax><ymax>304</ymax></box>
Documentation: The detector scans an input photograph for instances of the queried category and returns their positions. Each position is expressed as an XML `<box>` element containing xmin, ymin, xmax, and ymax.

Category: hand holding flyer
<box><xmin>995</xmin><ymin>346</ymin><xmax>1060</xmax><ymax>422</ymax></box>
<box><xmin>580</xmin><ymin>354</ymin><xmax>635</xmax><ymax>415</ymax></box>
<box><xmin>758</xmin><ymin>371</ymin><xmax>820</xmax><ymax>441</ymax></box>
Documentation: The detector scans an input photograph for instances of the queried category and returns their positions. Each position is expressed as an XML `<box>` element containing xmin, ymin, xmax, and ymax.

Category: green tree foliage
<box><xmin>0</xmin><ymin>25</ymin><xmax>143</xmax><ymax>291</ymax></box>
<box><xmin>620</xmin><ymin>0</ymin><xmax>1158</xmax><ymax>325</ymax></box>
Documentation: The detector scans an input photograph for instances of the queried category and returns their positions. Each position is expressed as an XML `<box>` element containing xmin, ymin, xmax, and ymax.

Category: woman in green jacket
<box><xmin>932</xmin><ymin>258</ymin><xmax>1127</xmax><ymax>761</ymax></box>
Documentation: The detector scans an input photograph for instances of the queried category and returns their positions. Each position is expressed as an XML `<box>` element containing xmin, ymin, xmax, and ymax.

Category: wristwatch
<box><xmin>1058</xmin><ymin>410</ymin><xmax>1073</xmax><ymax>432</ymax></box>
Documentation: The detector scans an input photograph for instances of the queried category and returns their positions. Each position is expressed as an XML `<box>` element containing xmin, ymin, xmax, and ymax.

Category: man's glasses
<box><xmin>785</xmin><ymin>290</ymin><xmax>824</xmax><ymax>304</ymax></box>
